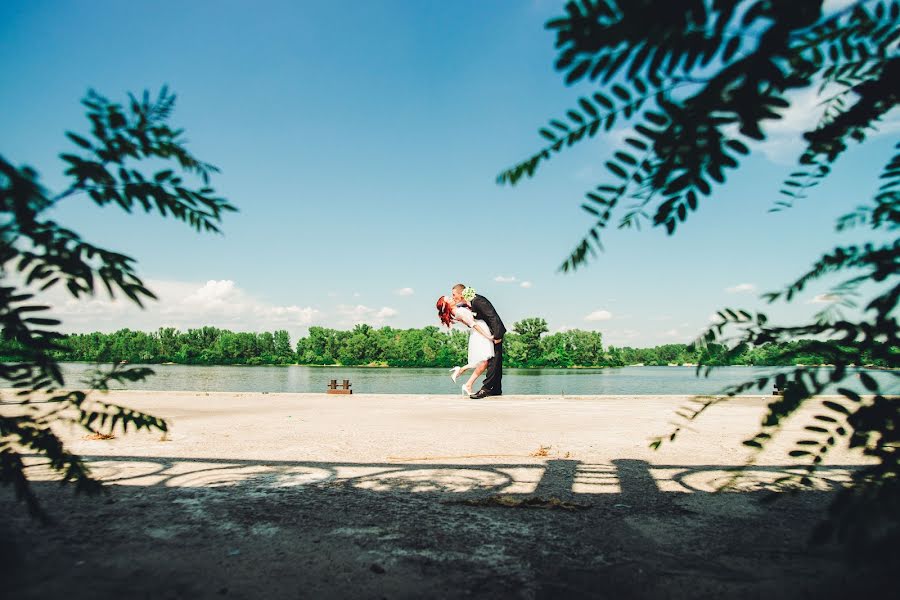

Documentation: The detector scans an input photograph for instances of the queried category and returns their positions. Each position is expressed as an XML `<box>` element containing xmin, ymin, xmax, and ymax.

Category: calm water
<box><xmin>53</xmin><ymin>363</ymin><xmax>898</xmax><ymax>396</ymax></box>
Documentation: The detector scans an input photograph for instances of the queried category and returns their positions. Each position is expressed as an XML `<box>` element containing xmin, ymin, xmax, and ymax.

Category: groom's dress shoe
<box><xmin>469</xmin><ymin>389</ymin><xmax>491</xmax><ymax>399</ymax></box>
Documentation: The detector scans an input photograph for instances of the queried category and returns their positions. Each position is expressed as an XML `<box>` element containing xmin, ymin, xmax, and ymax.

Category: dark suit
<box><xmin>469</xmin><ymin>294</ymin><xmax>506</xmax><ymax>394</ymax></box>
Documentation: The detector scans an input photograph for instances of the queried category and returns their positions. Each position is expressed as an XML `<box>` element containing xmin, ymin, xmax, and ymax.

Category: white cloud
<box><xmin>725</xmin><ymin>283</ymin><xmax>756</xmax><ymax>294</ymax></box>
<box><xmin>494</xmin><ymin>276</ymin><xmax>532</xmax><ymax>288</ymax></box>
<box><xmin>822</xmin><ymin>0</ymin><xmax>857</xmax><ymax>13</ymax></box>
<box><xmin>648</xmin><ymin>324</ymin><xmax>694</xmax><ymax>341</ymax></box>
<box><xmin>336</xmin><ymin>304</ymin><xmax>398</xmax><ymax>326</ymax></box>
<box><xmin>809</xmin><ymin>293</ymin><xmax>839</xmax><ymax>304</ymax></box>
<box><xmin>253</xmin><ymin>305</ymin><xmax>320</xmax><ymax>325</ymax></box>
<box><xmin>612</xmin><ymin>126</ymin><xmax>638</xmax><ymax>146</ymax></box>
<box><xmin>753</xmin><ymin>86</ymin><xmax>900</xmax><ymax>165</ymax></box>
<box><xmin>376</xmin><ymin>307</ymin><xmax>398</xmax><ymax>319</ymax></box>
<box><xmin>603</xmin><ymin>328</ymin><xmax>641</xmax><ymax>345</ymax></box>
<box><xmin>179</xmin><ymin>279</ymin><xmax>242</xmax><ymax>315</ymax></box>
<box><xmin>394</xmin><ymin>287</ymin><xmax>415</xmax><ymax>296</ymax></box>
<box><xmin>585</xmin><ymin>309</ymin><xmax>613</xmax><ymax>322</ymax></box>
<box><xmin>753</xmin><ymin>87</ymin><xmax>824</xmax><ymax>164</ymax></box>
<box><xmin>36</xmin><ymin>278</ymin><xmax>321</xmax><ymax>339</ymax></box>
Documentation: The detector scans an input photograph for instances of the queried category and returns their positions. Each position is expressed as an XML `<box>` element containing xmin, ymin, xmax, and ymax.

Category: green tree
<box><xmin>1</xmin><ymin>88</ymin><xmax>236</xmax><ymax>517</ymax></box>
<box><xmin>540</xmin><ymin>332</ymin><xmax>575</xmax><ymax>367</ymax></box>
<box><xmin>500</xmin><ymin>0</ymin><xmax>898</xmax><ymax>553</ymax></box>
<box><xmin>157</xmin><ymin>327</ymin><xmax>181</xmax><ymax>362</ymax></box>
<box><xmin>340</xmin><ymin>324</ymin><xmax>374</xmax><ymax>365</ymax></box>
<box><xmin>603</xmin><ymin>345</ymin><xmax>626</xmax><ymax>367</ymax></box>
<box><xmin>273</xmin><ymin>329</ymin><xmax>293</xmax><ymax>363</ymax></box>
<box><xmin>256</xmin><ymin>331</ymin><xmax>276</xmax><ymax>361</ymax></box>
<box><xmin>569</xmin><ymin>329</ymin><xmax>605</xmax><ymax>365</ymax></box>
<box><xmin>513</xmin><ymin>317</ymin><xmax>550</xmax><ymax>365</ymax></box>
<box><xmin>29</xmin><ymin>321</ymin><xmax>884</xmax><ymax>369</ymax></box>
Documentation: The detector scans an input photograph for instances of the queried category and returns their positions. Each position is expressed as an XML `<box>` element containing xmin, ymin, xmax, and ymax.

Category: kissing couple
<box><xmin>435</xmin><ymin>284</ymin><xmax>507</xmax><ymax>398</ymax></box>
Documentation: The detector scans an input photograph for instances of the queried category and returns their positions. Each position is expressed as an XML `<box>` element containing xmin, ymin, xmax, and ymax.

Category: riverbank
<box><xmin>41</xmin><ymin>359</ymin><xmax>900</xmax><ymax>368</ymax></box>
<box><xmin>27</xmin><ymin>362</ymin><xmax>900</xmax><ymax>396</ymax></box>
<box><xmin>2</xmin><ymin>392</ymin><xmax>889</xmax><ymax>599</ymax></box>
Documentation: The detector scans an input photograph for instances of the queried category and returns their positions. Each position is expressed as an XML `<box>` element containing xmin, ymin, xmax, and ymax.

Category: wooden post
<box><xmin>327</xmin><ymin>378</ymin><xmax>352</xmax><ymax>394</ymax></box>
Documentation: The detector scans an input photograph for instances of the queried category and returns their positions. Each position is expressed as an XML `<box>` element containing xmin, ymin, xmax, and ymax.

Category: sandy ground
<box><xmin>1</xmin><ymin>391</ymin><xmax>892</xmax><ymax>599</ymax></box>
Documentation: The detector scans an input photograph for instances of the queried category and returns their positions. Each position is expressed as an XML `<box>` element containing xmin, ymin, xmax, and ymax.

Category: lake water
<box><xmin>53</xmin><ymin>363</ymin><xmax>898</xmax><ymax>396</ymax></box>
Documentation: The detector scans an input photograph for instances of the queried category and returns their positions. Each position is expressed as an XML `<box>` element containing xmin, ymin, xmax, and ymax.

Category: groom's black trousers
<box><xmin>482</xmin><ymin>340</ymin><xmax>503</xmax><ymax>394</ymax></box>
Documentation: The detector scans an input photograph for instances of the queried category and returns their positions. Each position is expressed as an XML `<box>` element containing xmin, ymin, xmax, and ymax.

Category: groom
<box><xmin>452</xmin><ymin>283</ymin><xmax>506</xmax><ymax>398</ymax></box>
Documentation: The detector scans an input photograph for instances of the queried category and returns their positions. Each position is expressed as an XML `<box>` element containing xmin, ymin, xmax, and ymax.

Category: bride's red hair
<box><xmin>436</xmin><ymin>296</ymin><xmax>454</xmax><ymax>327</ymax></box>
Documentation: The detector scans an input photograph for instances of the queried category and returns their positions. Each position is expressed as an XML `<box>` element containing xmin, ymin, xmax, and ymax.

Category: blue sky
<box><xmin>2</xmin><ymin>0</ymin><xmax>896</xmax><ymax>346</ymax></box>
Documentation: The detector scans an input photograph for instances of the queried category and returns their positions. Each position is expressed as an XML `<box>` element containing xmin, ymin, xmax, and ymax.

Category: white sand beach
<box><xmin>2</xmin><ymin>392</ymin><xmax>887</xmax><ymax>599</ymax></box>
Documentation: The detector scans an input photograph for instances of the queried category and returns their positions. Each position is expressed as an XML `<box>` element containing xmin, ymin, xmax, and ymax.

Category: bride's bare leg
<box><xmin>464</xmin><ymin>361</ymin><xmax>487</xmax><ymax>394</ymax></box>
<box><xmin>457</xmin><ymin>362</ymin><xmax>480</xmax><ymax>375</ymax></box>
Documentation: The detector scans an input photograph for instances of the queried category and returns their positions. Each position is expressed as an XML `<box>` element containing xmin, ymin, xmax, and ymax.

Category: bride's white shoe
<box><xmin>450</xmin><ymin>367</ymin><xmax>461</xmax><ymax>383</ymax></box>
<box><xmin>462</xmin><ymin>384</ymin><xmax>472</xmax><ymax>396</ymax></box>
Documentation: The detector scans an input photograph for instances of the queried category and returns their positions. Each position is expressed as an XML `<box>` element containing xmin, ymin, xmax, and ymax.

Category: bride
<box><xmin>436</xmin><ymin>296</ymin><xmax>495</xmax><ymax>395</ymax></box>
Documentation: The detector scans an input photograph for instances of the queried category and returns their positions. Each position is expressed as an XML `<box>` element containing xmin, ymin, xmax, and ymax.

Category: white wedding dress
<box><xmin>455</xmin><ymin>306</ymin><xmax>494</xmax><ymax>365</ymax></box>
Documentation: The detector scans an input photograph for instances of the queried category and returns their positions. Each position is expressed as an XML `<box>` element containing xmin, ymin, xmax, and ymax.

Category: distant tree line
<box><xmin>0</xmin><ymin>318</ymin><xmax>892</xmax><ymax>368</ymax></box>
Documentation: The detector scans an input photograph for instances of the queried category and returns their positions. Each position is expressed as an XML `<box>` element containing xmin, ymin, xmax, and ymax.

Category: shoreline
<box><xmin>0</xmin><ymin>388</ymin><xmax>868</xmax><ymax>401</ymax></box>
<box><xmin>41</xmin><ymin>360</ymin><xmax>900</xmax><ymax>369</ymax></box>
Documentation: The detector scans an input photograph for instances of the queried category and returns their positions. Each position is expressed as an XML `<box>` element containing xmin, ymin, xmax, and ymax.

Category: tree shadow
<box><xmin>5</xmin><ymin>453</ymin><xmax>886</xmax><ymax>600</ymax></box>
<box><xmin>19</xmin><ymin>453</ymin><xmax>856</xmax><ymax>499</ymax></box>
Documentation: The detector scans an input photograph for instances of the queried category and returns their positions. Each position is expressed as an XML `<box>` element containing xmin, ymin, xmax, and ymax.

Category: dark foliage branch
<box><xmin>499</xmin><ymin>0</ymin><xmax>899</xmax><ymax>554</ymax></box>
<box><xmin>652</xmin><ymin>301</ymin><xmax>898</xmax><ymax>554</ymax></box>
<box><xmin>0</xmin><ymin>89</ymin><xmax>234</xmax><ymax>518</ymax></box>
<box><xmin>650</xmin><ymin>139</ymin><xmax>899</xmax><ymax>552</ymax></box>
<box><xmin>498</xmin><ymin>0</ymin><xmax>898</xmax><ymax>271</ymax></box>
